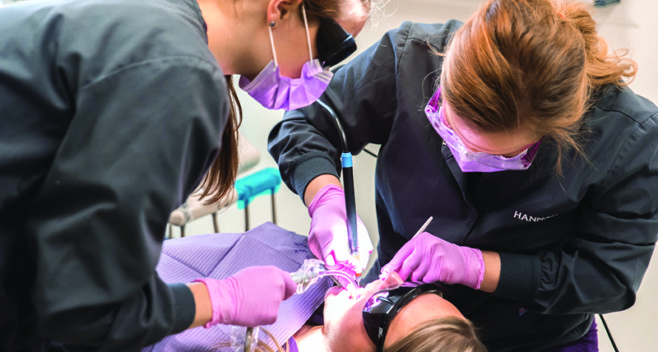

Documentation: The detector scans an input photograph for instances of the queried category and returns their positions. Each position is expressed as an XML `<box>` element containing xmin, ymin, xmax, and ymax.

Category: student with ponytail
<box><xmin>0</xmin><ymin>0</ymin><xmax>372</xmax><ymax>351</ymax></box>
<box><xmin>268</xmin><ymin>0</ymin><xmax>658</xmax><ymax>350</ymax></box>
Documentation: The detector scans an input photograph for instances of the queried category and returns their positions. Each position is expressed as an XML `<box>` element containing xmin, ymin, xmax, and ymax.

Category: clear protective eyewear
<box><xmin>425</xmin><ymin>87</ymin><xmax>543</xmax><ymax>172</ymax></box>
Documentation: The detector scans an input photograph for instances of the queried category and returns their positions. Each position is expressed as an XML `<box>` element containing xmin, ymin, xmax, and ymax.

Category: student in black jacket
<box><xmin>268</xmin><ymin>0</ymin><xmax>658</xmax><ymax>350</ymax></box>
<box><xmin>0</xmin><ymin>0</ymin><xmax>371</xmax><ymax>350</ymax></box>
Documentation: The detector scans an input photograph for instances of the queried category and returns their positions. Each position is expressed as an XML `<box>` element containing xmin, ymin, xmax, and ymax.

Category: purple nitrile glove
<box><xmin>307</xmin><ymin>185</ymin><xmax>373</xmax><ymax>275</ymax></box>
<box><xmin>194</xmin><ymin>265</ymin><xmax>297</xmax><ymax>327</ymax></box>
<box><xmin>380</xmin><ymin>232</ymin><xmax>485</xmax><ymax>290</ymax></box>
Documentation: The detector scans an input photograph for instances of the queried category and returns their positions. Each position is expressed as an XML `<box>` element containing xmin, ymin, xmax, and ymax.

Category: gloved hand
<box><xmin>307</xmin><ymin>184</ymin><xmax>373</xmax><ymax>274</ymax></box>
<box><xmin>380</xmin><ymin>232</ymin><xmax>485</xmax><ymax>290</ymax></box>
<box><xmin>194</xmin><ymin>265</ymin><xmax>297</xmax><ymax>327</ymax></box>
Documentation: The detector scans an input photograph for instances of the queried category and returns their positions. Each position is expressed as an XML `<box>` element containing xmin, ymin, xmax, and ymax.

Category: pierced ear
<box><xmin>266</xmin><ymin>0</ymin><xmax>302</xmax><ymax>24</ymax></box>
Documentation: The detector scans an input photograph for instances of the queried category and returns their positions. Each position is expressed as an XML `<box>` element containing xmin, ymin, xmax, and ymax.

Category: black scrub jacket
<box><xmin>0</xmin><ymin>0</ymin><xmax>227</xmax><ymax>351</ymax></box>
<box><xmin>268</xmin><ymin>22</ymin><xmax>658</xmax><ymax>351</ymax></box>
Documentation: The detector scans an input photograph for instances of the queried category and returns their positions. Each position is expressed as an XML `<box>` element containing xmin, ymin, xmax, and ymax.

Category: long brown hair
<box><xmin>198</xmin><ymin>0</ymin><xmax>372</xmax><ymax>204</ymax></box>
<box><xmin>197</xmin><ymin>76</ymin><xmax>242</xmax><ymax>205</ymax></box>
<box><xmin>385</xmin><ymin>316</ymin><xmax>487</xmax><ymax>352</ymax></box>
<box><xmin>440</xmin><ymin>0</ymin><xmax>637</xmax><ymax>174</ymax></box>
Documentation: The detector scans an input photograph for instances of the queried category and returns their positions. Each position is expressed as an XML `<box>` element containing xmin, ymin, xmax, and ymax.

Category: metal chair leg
<box><xmin>271</xmin><ymin>190</ymin><xmax>277</xmax><ymax>225</ymax></box>
<box><xmin>211</xmin><ymin>213</ymin><xmax>219</xmax><ymax>233</ymax></box>
<box><xmin>180</xmin><ymin>225</ymin><xmax>186</xmax><ymax>238</ymax></box>
<box><xmin>244</xmin><ymin>204</ymin><xmax>250</xmax><ymax>231</ymax></box>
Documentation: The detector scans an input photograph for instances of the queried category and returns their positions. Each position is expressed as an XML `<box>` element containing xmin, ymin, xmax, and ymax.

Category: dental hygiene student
<box><xmin>0</xmin><ymin>0</ymin><xmax>370</xmax><ymax>350</ymax></box>
<box><xmin>269</xmin><ymin>0</ymin><xmax>658</xmax><ymax>351</ymax></box>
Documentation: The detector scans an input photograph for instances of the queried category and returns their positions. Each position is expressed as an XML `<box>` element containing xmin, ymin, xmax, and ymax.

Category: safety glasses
<box><xmin>316</xmin><ymin>17</ymin><xmax>357</xmax><ymax>68</ymax></box>
<box><xmin>362</xmin><ymin>283</ymin><xmax>444</xmax><ymax>352</ymax></box>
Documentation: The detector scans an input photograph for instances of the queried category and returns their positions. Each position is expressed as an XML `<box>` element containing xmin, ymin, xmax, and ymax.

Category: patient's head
<box><xmin>322</xmin><ymin>273</ymin><xmax>485</xmax><ymax>352</ymax></box>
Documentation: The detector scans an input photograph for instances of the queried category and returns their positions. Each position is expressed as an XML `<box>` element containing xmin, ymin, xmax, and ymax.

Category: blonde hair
<box><xmin>214</xmin><ymin>318</ymin><xmax>484</xmax><ymax>352</ymax></box>
<box><xmin>385</xmin><ymin>316</ymin><xmax>487</xmax><ymax>352</ymax></box>
<box><xmin>440</xmin><ymin>0</ymin><xmax>637</xmax><ymax>174</ymax></box>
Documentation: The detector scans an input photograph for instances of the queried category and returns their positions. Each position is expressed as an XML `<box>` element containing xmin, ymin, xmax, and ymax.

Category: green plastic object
<box><xmin>234</xmin><ymin>167</ymin><xmax>282</xmax><ymax>209</ymax></box>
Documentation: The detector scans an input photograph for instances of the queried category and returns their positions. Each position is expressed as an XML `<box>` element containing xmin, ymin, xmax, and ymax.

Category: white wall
<box><xmin>184</xmin><ymin>1</ymin><xmax>658</xmax><ymax>350</ymax></box>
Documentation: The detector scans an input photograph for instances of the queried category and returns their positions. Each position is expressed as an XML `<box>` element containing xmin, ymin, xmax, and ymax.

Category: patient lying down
<box><xmin>286</xmin><ymin>272</ymin><xmax>486</xmax><ymax>352</ymax></box>
<box><xmin>144</xmin><ymin>223</ymin><xmax>485</xmax><ymax>352</ymax></box>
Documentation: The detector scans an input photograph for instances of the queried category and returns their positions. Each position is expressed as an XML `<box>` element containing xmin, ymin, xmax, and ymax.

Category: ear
<box><xmin>266</xmin><ymin>0</ymin><xmax>303</xmax><ymax>25</ymax></box>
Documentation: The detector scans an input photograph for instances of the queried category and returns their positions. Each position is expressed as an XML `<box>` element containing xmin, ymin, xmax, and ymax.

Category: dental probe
<box><xmin>379</xmin><ymin>216</ymin><xmax>434</xmax><ymax>280</ymax></box>
<box><xmin>412</xmin><ymin>216</ymin><xmax>434</xmax><ymax>238</ymax></box>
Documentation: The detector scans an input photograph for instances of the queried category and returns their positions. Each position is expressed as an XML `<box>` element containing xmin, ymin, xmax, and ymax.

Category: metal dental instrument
<box><xmin>316</xmin><ymin>100</ymin><xmax>360</xmax><ymax>275</ymax></box>
<box><xmin>290</xmin><ymin>259</ymin><xmax>327</xmax><ymax>294</ymax></box>
<box><xmin>412</xmin><ymin>216</ymin><xmax>434</xmax><ymax>238</ymax></box>
<box><xmin>290</xmin><ymin>258</ymin><xmax>358</xmax><ymax>294</ymax></box>
<box><xmin>380</xmin><ymin>216</ymin><xmax>434</xmax><ymax>281</ymax></box>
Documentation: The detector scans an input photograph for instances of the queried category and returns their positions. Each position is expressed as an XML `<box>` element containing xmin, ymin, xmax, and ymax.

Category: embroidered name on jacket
<box><xmin>513</xmin><ymin>211</ymin><xmax>557</xmax><ymax>222</ymax></box>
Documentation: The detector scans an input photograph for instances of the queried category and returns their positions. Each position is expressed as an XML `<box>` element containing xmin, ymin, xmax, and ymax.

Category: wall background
<box><xmin>160</xmin><ymin>0</ymin><xmax>656</xmax><ymax>350</ymax></box>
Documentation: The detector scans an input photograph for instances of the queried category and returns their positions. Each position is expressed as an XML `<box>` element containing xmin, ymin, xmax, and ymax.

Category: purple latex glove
<box><xmin>195</xmin><ymin>266</ymin><xmax>297</xmax><ymax>327</ymax></box>
<box><xmin>380</xmin><ymin>232</ymin><xmax>485</xmax><ymax>290</ymax></box>
<box><xmin>307</xmin><ymin>185</ymin><xmax>373</xmax><ymax>275</ymax></box>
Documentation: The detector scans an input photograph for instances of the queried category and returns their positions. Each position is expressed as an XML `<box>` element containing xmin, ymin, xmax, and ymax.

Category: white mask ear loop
<box><xmin>268</xmin><ymin>4</ymin><xmax>313</xmax><ymax>67</ymax></box>
<box><xmin>268</xmin><ymin>23</ymin><xmax>279</xmax><ymax>66</ymax></box>
<box><xmin>301</xmin><ymin>4</ymin><xmax>313</xmax><ymax>62</ymax></box>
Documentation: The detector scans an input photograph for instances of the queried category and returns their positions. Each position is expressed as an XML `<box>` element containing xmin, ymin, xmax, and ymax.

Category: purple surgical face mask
<box><xmin>239</xmin><ymin>5</ymin><xmax>333</xmax><ymax>111</ymax></box>
<box><xmin>425</xmin><ymin>87</ymin><xmax>542</xmax><ymax>173</ymax></box>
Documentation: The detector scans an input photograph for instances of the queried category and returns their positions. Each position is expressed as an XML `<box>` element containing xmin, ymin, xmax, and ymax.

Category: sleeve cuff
<box><xmin>494</xmin><ymin>252</ymin><xmax>542</xmax><ymax>303</ymax></box>
<box><xmin>291</xmin><ymin>154</ymin><xmax>340</xmax><ymax>201</ymax></box>
<box><xmin>168</xmin><ymin>283</ymin><xmax>196</xmax><ymax>334</ymax></box>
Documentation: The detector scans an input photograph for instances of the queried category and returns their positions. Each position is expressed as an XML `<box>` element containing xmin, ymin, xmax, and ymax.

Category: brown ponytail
<box><xmin>556</xmin><ymin>1</ymin><xmax>637</xmax><ymax>88</ymax></box>
<box><xmin>440</xmin><ymin>0</ymin><xmax>637</xmax><ymax>174</ymax></box>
